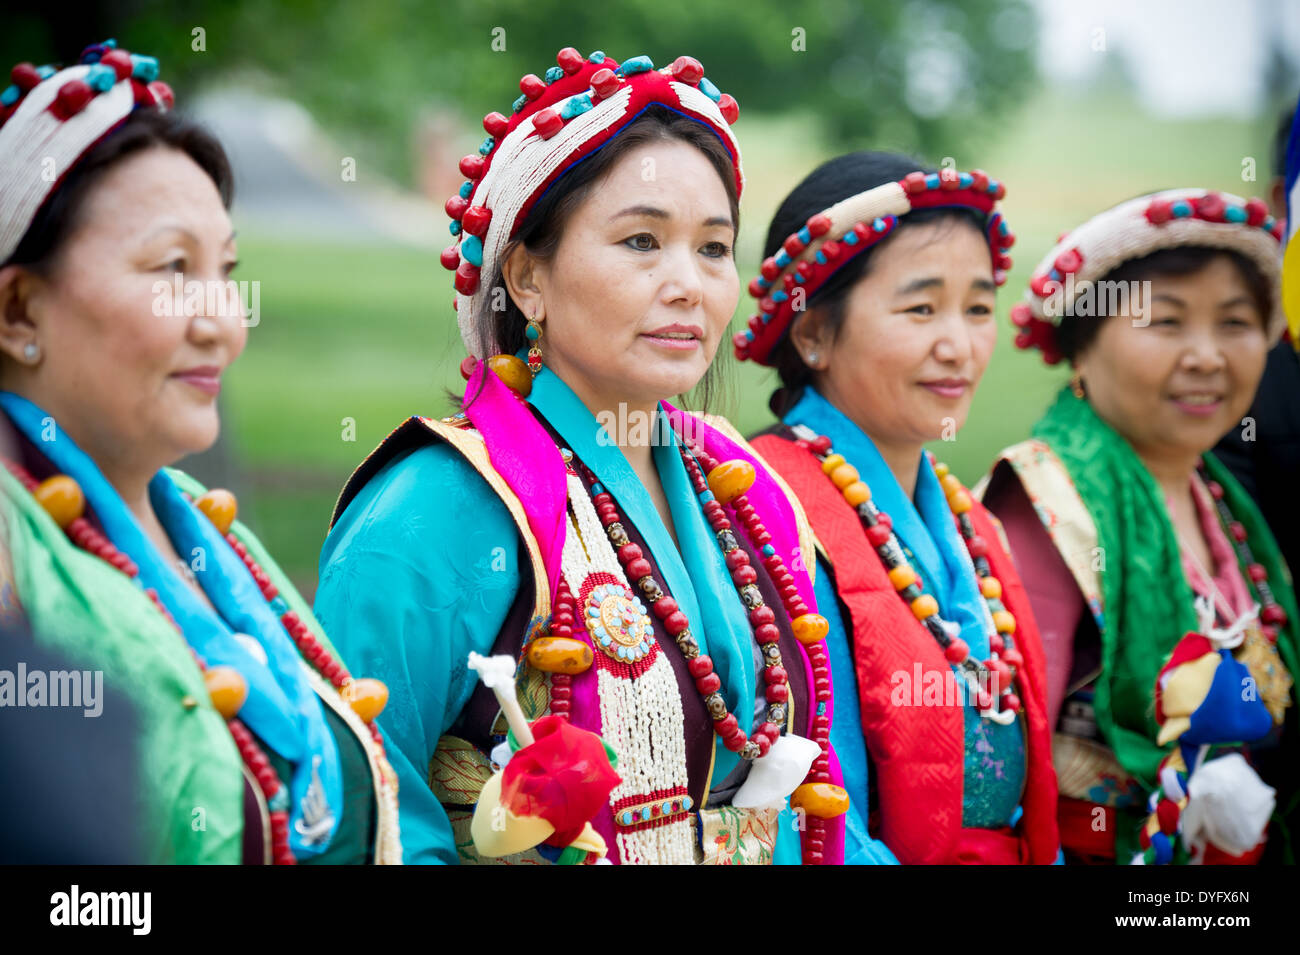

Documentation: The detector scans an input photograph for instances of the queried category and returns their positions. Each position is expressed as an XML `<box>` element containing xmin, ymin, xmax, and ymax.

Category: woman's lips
<box><xmin>172</xmin><ymin>367</ymin><xmax>222</xmax><ymax>396</ymax></box>
<box><xmin>640</xmin><ymin>324</ymin><xmax>704</xmax><ymax>352</ymax></box>
<box><xmin>1170</xmin><ymin>393</ymin><xmax>1224</xmax><ymax>417</ymax></box>
<box><xmin>919</xmin><ymin>379</ymin><xmax>969</xmax><ymax>399</ymax></box>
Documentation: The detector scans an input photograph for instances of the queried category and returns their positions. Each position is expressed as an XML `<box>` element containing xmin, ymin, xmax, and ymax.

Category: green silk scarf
<box><xmin>1033</xmin><ymin>387</ymin><xmax>1299</xmax><ymax>857</ymax></box>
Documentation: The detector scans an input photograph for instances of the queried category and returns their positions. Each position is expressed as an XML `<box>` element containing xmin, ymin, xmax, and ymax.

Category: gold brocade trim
<box><xmin>698</xmin><ymin>805</ymin><xmax>779</xmax><ymax>865</ymax></box>
<box><xmin>979</xmin><ymin>439</ymin><xmax>1105</xmax><ymax>622</ymax></box>
<box><xmin>301</xmin><ymin>662</ymin><xmax>404</xmax><ymax>864</ymax></box>
<box><xmin>428</xmin><ymin>735</ymin><xmax>493</xmax><ymax>806</ymax></box>
<box><xmin>1238</xmin><ymin>624</ymin><xmax>1293</xmax><ymax>724</ymax></box>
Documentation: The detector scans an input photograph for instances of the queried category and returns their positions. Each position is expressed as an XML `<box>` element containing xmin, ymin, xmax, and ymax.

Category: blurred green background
<box><xmin>3</xmin><ymin>1</ymin><xmax>1295</xmax><ymax>594</ymax></box>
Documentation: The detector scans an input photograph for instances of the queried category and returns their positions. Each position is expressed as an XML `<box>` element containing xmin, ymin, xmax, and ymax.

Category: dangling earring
<box><xmin>525</xmin><ymin>311</ymin><xmax>543</xmax><ymax>377</ymax></box>
<box><xmin>1070</xmin><ymin>370</ymin><xmax>1086</xmax><ymax>400</ymax></box>
<box><xmin>22</xmin><ymin>342</ymin><xmax>39</xmax><ymax>364</ymax></box>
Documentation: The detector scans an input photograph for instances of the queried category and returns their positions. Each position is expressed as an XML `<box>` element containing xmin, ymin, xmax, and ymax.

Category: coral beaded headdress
<box><xmin>735</xmin><ymin>168</ymin><xmax>1015</xmax><ymax>366</ymax></box>
<box><xmin>1011</xmin><ymin>188</ymin><xmax>1285</xmax><ymax>365</ymax></box>
<box><xmin>0</xmin><ymin>39</ymin><xmax>174</xmax><ymax>264</ymax></box>
<box><xmin>439</xmin><ymin>48</ymin><xmax>743</xmax><ymax>360</ymax></box>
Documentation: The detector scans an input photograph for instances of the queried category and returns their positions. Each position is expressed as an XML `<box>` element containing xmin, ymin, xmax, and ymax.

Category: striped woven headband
<box><xmin>0</xmin><ymin>39</ymin><xmax>174</xmax><ymax>264</ymax></box>
<box><xmin>438</xmin><ymin>48</ymin><xmax>743</xmax><ymax>359</ymax></box>
<box><xmin>735</xmin><ymin>168</ymin><xmax>1013</xmax><ymax>366</ymax></box>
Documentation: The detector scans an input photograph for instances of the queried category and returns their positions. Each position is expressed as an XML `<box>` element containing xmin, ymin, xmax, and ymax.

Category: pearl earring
<box><xmin>22</xmin><ymin>343</ymin><xmax>39</xmax><ymax>363</ymax></box>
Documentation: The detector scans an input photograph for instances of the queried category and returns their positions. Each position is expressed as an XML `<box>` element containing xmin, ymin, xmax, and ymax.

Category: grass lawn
<box><xmin>213</xmin><ymin>87</ymin><xmax>1279</xmax><ymax>595</ymax></box>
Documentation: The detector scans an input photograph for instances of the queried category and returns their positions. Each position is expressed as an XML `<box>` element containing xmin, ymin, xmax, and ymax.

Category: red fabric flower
<box><xmin>500</xmin><ymin>715</ymin><xmax>621</xmax><ymax>846</ymax></box>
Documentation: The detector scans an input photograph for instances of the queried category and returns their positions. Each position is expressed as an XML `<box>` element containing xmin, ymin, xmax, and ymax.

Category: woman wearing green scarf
<box><xmin>981</xmin><ymin>189</ymin><xmax>1298</xmax><ymax>865</ymax></box>
<box><xmin>0</xmin><ymin>41</ymin><xmax>404</xmax><ymax>863</ymax></box>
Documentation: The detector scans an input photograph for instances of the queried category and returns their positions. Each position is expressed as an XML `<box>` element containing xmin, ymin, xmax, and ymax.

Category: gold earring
<box><xmin>525</xmin><ymin>311</ymin><xmax>543</xmax><ymax>377</ymax></box>
<box><xmin>1070</xmin><ymin>370</ymin><xmax>1086</xmax><ymax>400</ymax></box>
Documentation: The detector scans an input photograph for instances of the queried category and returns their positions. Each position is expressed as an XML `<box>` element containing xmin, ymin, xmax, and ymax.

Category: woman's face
<box><xmin>4</xmin><ymin>147</ymin><xmax>244</xmax><ymax>479</ymax></box>
<box><xmin>514</xmin><ymin>138</ymin><xmax>738</xmax><ymax>416</ymax></box>
<box><xmin>1074</xmin><ymin>255</ymin><xmax>1269</xmax><ymax>463</ymax></box>
<box><xmin>802</xmin><ymin>218</ymin><xmax>998</xmax><ymax>451</ymax></box>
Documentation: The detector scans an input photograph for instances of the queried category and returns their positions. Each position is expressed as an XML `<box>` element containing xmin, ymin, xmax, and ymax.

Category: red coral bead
<box><xmin>1001</xmin><ymin>693</ymin><xmax>1021</xmax><ymax>714</ymax></box>
<box><xmin>459</xmin><ymin>357</ymin><xmax>477</xmax><ymax>385</ymax></box>
<box><xmin>663</xmin><ymin>611</ymin><xmax>690</xmax><ymax>636</ymax></box>
<box><xmin>445</xmin><ymin>194</ymin><xmax>469</xmax><ymax>220</ymax></box>
<box><xmin>454</xmin><ymin>261</ymin><xmax>480</xmax><ymax>295</ymax></box>
<box><xmin>966</xmin><ymin>535</ymin><xmax>988</xmax><ymax>558</ymax></box>
<box><xmin>671</xmin><ymin>55</ymin><xmax>704</xmax><ymax>84</ymax></box>
<box><xmin>944</xmin><ymin>638</ymin><xmax>968</xmax><ymax>663</ymax></box>
<box><xmin>532</xmin><ymin>107</ymin><xmax>563</xmax><ymax>138</ymax></box>
<box><xmin>713</xmin><ymin>714</ymin><xmax>739</xmax><ymax>737</ymax></box>
<box><xmin>483</xmin><ymin>111</ymin><xmax>510</xmax><ymax>137</ymax></box>
<box><xmin>11</xmin><ymin>62</ymin><xmax>41</xmax><ymax>92</ymax></box>
<box><xmin>519</xmin><ymin>73</ymin><xmax>546</xmax><ymax>99</ymax></box>
<box><xmin>458</xmin><ymin>154</ymin><xmax>486</xmax><ymax>179</ymax></box>
<box><xmin>754</xmin><ymin>623</ymin><xmax>780</xmax><ymax>645</ymax></box>
<box><xmin>53</xmin><ymin>79</ymin><xmax>94</xmax><ymax>119</ymax></box>
<box><xmin>440</xmin><ymin>245</ymin><xmax>461</xmax><ymax>271</ymax></box>
<box><xmin>590</xmin><ymin>67</ymin><xmax>621</xmax><ymax>99</ymax></box>
<box><xmin>760</xmin><ymin>257</ymin><xmax>781</xmax><ymax>281</ymax></box>
<box><xmin>807</xmin><ymin>213</ymin><xmax>832</xmax><ymax>238</ymax></box>
<box><xmin>1247</xmin><ymin>563</ymin><xmax>1267</xmax><ymax>583</ymax></box>
<box><xmin>783</xmin><ymin>234</ymin><xmax>806</xmax><ymax>257</ymax></box>
<box><xmin>1196</xmin><ymin>192</ymin><xmax>1226</xmax><ymax>221</ymax></box>
<box><xmin>939</xmin><ymin>168</ymin><xmax>960</xmax><ymax>190</ymax></box>
<box><xmin>1261</xmin><ymin>604</ymin><xmax>1287</xmax><ymax>626</ymax></box>
<box><xmin>1145</xmin><ymin>199</ymin><xmax>1174</xmax><ymax>225</ymax></box>
<box><xmin>461</xmin><ymin>205</ymin><xmax>492</xmax><ymax>237</ymax></box>
<box><xmin>765</xmin><ymin>683</ymin><xmax>789</xmax><ymax>704</ymax></box>
<box><xmin>821</xmin><ymin>239</ymin><xmax>842</xmax><ymax>261</ymax></box>
<box><xmin>902</xmin><ymin>171</ymin><xmax>928</xmax><ymax>194</ymax></box>
<box><xmin>970</xmin><ymin>169</ymin><xmax>989</xmax><ymax>192</ymax></box>
<box><xmin>99</xmin><ymin>49</ymin><xmax>133</xmax><ymax>81</ymax></box>
<box><xmin>1228</xmin><ymin>522</ymin><xmax>1247</xmax><ymax>543</ymax></box>
<box><xmin>749</xmin><ymin>605</ymin><xmax>775</xmax><ymax>628</ymax></box>
<box><xmin>1207</xmin><ymin>481</ymin><xmax>1224</xmax><ymax>499</ymax></box>
<box><xmin>717</xmin><ymin>93</ymin><xmax>739</xmax><ymax>124</ymax></box>
<box><xmin>731</xmin><ymin>565</ymin><xmax>758</xmax><ymax>587</ymax></box>
<box><xmin>652</xmin><ymin>596</ymin><xmax>679</xmax><ymax>619</ymax></box>
<box><xmin>626</xmin><ymin>558</ymin><xmax>653</xmax><ymax>581</ymax></box>
<box><xmin>688</xmin><ymin>655</ymin><xmax>714</xmax><ymax>679</ymax></box>
<box><xmin>765</xmin><ymin>665</ymin><xmax>787</xmax><ymax>685</ymax></box>
<box><xmin>1054</xmin><ymin>248</ymin><xmax>1082</xmax><ymax>274</ymax></box>
<box><xmin>696</xmin><ymin>673</ymin><xmax>722</xmax><ymax>694</ymax></box>
<box><xmin>866</xmin><ymin>523</ymin><xmax>892</xmax><ymax>548</ymax></box>
<box><xmin>747</xmin><ymin>277</ymin><xmax>766</xmax><ymax>298</ymax></box>
<box><xmin>1244</xmin><ymin>197</ymin><xmax>1269</xmax><ymax>226</ymax></box>
<box><xmin>557</xmin><ymin>47</ymin><xmax>585</xmax><ymax>74</ymax></box>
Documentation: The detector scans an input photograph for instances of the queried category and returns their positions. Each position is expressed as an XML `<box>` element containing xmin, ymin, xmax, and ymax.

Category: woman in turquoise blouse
<box><xmin>317</xmin><ymin>51</ymin><xmax>848</xmax><ymax>865</ymax></box>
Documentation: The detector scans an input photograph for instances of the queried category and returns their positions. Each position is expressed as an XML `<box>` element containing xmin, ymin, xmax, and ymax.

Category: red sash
<box><xmin>751</xmin><ymin>433</ymin><xmax>1059</xmax><ymax>864</ymax></box>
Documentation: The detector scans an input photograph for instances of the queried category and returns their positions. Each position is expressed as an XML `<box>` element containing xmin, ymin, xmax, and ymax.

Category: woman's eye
<box><xmin>157</xmin><ymin>258</ymin><xmax>185</xmax><ymax>273</ymax></box>
<box><xmin>905</xmin><ymin>303</ymin><xmax>933</xmax><ymax>316</ymax></box>
<box><xmin>700</xmin><ymin>241</ymin><xmax>731</xmax><ymax>258</ymax></box>
<box><xmin>223</xmin><ymin>260</ymin><xmax>240</xmax><ymax>278</ymax></box>
<box><xmin>624</xmin><ymin>233</ymin><xmax>658</xmax><ymax>252</ymax></box>
<box><xmin>1221</xmin><ymin>316</ymin><xmax>1253</xmax><ymax>329</ymax></box>
<box><xmin>1151</xmin><ymin>317</ymin><xmax>1180</xmax><ymax>328</ymax></box>
<box><xmin>968</xmin><ymin>304</ymin><xmax>992</xmax><ymax>316</ymax></box>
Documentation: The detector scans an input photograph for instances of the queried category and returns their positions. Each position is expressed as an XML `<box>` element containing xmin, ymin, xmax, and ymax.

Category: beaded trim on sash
<box><xmin>560</xmin><ymin>469</ymin><xmax>695</xmax><ymax>865</ymax></box>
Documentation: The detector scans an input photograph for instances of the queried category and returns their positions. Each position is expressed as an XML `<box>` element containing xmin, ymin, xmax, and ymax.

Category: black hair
<box><xmin>3</xmin><ymin>108</ymin><xmax>234</xmax><ymax>272</ymax></box>
<box><xmin>763</xmin><ymin>151</ymin><xmax>988</xmax><ymax>418</ymax></box>
<box><xmin>1054</xmin><ymin>245</ymin><xmax>1273</xmax><ymax>365</ymax></box>
<box><xmin>467</xmin><ymin>103</ymin><xmax>741</xmax><ymax>415</ymax></box>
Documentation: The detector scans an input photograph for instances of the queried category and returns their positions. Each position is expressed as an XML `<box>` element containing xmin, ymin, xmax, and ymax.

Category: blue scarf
<box><xmin>0</xmin><ymin>392</ymin><xmax>342</xmax><ymax>857</ymax></box>
<box><xmin>785</xmin><ymin>386</ymin><xmax>993</xmax><ymax>659</ymax></box>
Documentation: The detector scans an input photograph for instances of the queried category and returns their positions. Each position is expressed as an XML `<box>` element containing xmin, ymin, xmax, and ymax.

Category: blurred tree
<box><xmin>1</xmin><ymin>0</ymin><xmax>1037</xmax><ymax>186</ymax></box>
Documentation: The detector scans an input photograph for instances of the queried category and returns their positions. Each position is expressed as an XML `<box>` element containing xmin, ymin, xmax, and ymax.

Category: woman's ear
<box><xmin>788</xmin><ymin>307</ymin><xmax>834</xmax><ymax>370</ymax></box>
<box><xmin>0</xmin><ymin>265</ymin><xmax>44</xmax><ymax>368</ymax></box>
<box><xmin>501</xmin><ymin>242</ymin><xmax>546</xmax><ymax>322</ymax></box>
